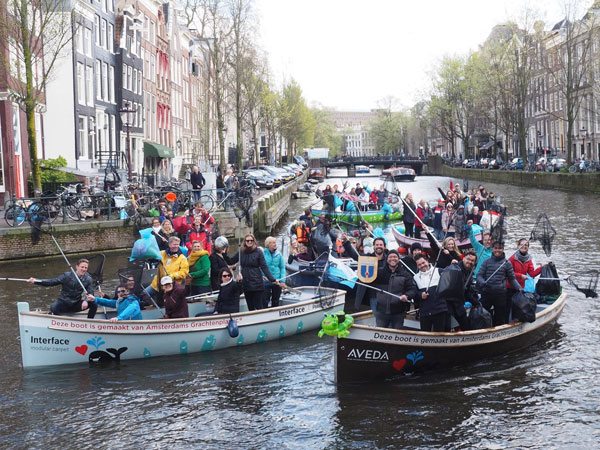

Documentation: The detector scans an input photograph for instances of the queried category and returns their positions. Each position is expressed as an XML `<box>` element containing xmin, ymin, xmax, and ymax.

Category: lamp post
<box><xmin>119</xmin><ymin>101</ymin><xmax>136</xmax><ymax>181</ymax></box>
<box><xmin>581</xmin><ymin>126</ymin><xmax>587</xmax><ymax>159</ymax></box>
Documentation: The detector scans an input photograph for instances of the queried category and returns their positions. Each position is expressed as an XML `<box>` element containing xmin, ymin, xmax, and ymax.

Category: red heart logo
<box><xmin>392</xmin><ymin>359</ymin><xmax>407</xmax><ymax>371</ymax></box>
<box><xmin>75</xmin><ymin>345</ymin><xmax>88</xmax><ymax>355</ymax></box>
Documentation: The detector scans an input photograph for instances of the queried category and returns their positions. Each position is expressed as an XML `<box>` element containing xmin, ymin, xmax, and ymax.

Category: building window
<box><xmin>95</xmin><ymin>60</ymin><xmax>101</xmax><ymax>99</ymax></box>
<box><xmin>78</xmin><ymin>116</ymin><xmax>88</xmax><ymax>158</ymax></box>
<box><xmin>84</xmin><ymin>28</ymin><xmax>92</xmax><ymax>57</ymax></box>
<box><xmin>94</xmin><ymin>15</ymin><xmax>100</xmax><ymax>45</ymax></box>
<box><xmin>77</xmin><ymin>63</ymin><xmax>85</xmax><ymax>105</ymax></box>
<box><xmin>86</xmin><ymin>65</ymin><xmax>94</xmax><ymax>106</ymax></box>
<box><xmin>100</xmin><ymin>19</ymin><xmax>107</xmax><ymax>49</ymax></box>
<box><xmin>76</xmin><ymin>27</ymin><xmax>84</xmax><ymax>54</ymax></box>
<box><xmin>108</xmin><ymin>65</ymin><xmax>115</xmax><ymax>103</ymax></box>
<box><xmin>133</xmin><ymin>69</ymin><xmax>137</xmax><ymax>94</ymax></box>
<box><xmin>150</xmin><ymin>54</ymin><xmax>156</xmax><ymax>83</ymax></box>
<box><xmin>122</xmin><ymin>65</ymin><xmax>127</xmax><ymax>91</ymax></box>
<box><xmin>101</xmin><ymin>62</ymin><xmax>108</xmax><ymax>101</ymax></box>
<box><xmin>127</xmin><ymin>65</ymin><xmax>132</xmax><ymax>91</ymax></box>
<box><xmin>150</xmin><ymin>20</ymin><xmax>156</xmax><ymax>46</ymax></box>
<box><xmin>107</xmin><ymin>23</ymin><xmax>114</xmax><ymax>53</ymax></box>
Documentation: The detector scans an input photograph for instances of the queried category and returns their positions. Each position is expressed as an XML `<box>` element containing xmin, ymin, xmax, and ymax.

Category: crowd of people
<box><xmin>28</xmin><ymin>198</ymin><xmax>288</xmax><ymax>320</ymax></box>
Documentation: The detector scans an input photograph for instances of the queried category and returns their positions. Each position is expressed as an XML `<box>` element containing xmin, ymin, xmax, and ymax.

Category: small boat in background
<box><xmin>311</xmin><ymin>208</ymin><xmax>402</xmax><ymax>224</ymax></box>
<box><xmin>390</xmin><ymin>223</ymin><xmax>480</xmax><ymax>250</ymax></box>
<box><xmin>381</xmin><ymin>167</ymin><xmax>416</xmax><ymax>182</ymax></box>
<box><xmin>356</xmin><ymin>165</ymin><xmax>370</xmax><ymax>174</ymax></box>
<box><xmin>308</xmin><ymin>168</ymin><xmax>325</xmax><ymax>181</ymax></box>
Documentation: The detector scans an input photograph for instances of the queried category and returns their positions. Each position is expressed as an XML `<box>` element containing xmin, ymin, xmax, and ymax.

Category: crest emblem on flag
<box><xmin>358</xmin><ymin>256</ymin><xmax>378</xmax><ymax>283</ymax></box>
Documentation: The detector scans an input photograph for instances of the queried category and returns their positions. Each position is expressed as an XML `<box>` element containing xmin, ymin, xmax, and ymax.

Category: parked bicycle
<box><xmin>4</xmin><ymin>194</ymin><xmax>59</xmax><ymax>228</ymax></box>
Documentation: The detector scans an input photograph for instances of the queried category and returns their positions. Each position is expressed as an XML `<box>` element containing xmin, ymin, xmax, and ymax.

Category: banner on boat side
<box><xmin>357</xmin><ymin>256</ymin><xmax>378</xmax><ymax>283</ymax></box>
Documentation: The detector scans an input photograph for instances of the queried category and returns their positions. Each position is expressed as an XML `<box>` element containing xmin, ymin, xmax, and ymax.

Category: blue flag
<box><xmin>326</xmin><ymin>255</ymin><xmax>358</xmax><ymax>289</ymax></box>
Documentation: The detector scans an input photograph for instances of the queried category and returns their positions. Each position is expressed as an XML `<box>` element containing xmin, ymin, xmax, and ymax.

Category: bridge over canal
<box><xmin>321</xmin><ymin>156</ymin><xmax>427</xmax><ymax>175</ymax></box>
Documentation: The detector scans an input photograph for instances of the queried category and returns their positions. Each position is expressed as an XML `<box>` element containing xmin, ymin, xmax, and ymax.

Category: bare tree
<box><xmin>2</xmin><ymin>0</ymin><xmax>75</xmax><ymax>192</ymax></box>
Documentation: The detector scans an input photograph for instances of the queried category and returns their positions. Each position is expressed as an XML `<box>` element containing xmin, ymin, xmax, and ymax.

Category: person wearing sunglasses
<box><xmin>239</xmin><ymin>233</ymin><xmax>278</xmax><ymax>311</ymax></box>
<box><xmin>86</xmin><ymin>285</ymin><xmax>142</xmax><ymax>321</ymax></box>
<box><xmin>215</xmin><ymin>268</ymin><xmax>242</xmax><ymax>314</ymax></box>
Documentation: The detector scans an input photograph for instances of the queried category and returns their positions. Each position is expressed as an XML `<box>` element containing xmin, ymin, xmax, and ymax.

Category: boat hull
<box><xmin>18</xmin><ymin>287</ymin><xmax>345</xmax><ymax>368</ymax></box>
<box><xmin>311</xmin><ymin>209</ymin><xmax>402</xmax><ymax>223</ymax></box>
<box><xmin>391</xmin><ymin>223</ymin><xmax>480</xmax><ymax>250</ymax></box>
<box><xmin>335</xmin><ymin>293</ymin><xmax>566</xmax><ymax>383</ymax></box>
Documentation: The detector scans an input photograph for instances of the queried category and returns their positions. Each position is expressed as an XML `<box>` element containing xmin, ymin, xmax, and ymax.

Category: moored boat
<box><xmin>356</xmin><ymin>165</ymin><xmax>370</xmax><ymax>174</ymax></box>
<box><xmin>381</xmin><ymin>167</ymin><xmax>416</xmax><ymax>182</ymax></box>
<box><xmin>17</xmin><ymin>287</ymin><xmax>345</xmax><ymax>368</ymax></box>
<box><xmin>334</xmin><ymin>292</ymin><xmax>567</xmax><ymax>383</ymax></box>
<box><xmin>311</xmin><ymin>208</ymin><xmax>402</xmax><ymax>224</ymax></box>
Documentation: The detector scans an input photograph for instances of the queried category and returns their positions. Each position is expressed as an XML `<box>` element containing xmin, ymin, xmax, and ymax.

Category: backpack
<box><xmin>511</xmin><ymin>291</ymin><xmax>537</xmax><ymax>323</ymax></box>
<box><xmin>468</xmin><ymin>304</ymin><xmax>492</xmax><ymax>329</ymax></box>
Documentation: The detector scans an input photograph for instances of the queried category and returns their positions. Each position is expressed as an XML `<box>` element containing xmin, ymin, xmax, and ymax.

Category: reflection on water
<box><xmin>0</xmin><ymin>175</ymin><xmax>599</xmax><ymax>448</ymax></box>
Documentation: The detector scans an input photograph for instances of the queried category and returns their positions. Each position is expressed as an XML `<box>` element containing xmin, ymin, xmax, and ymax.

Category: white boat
<box><xmin>356</xmin><ymin>165</ymin><xmax>370</xmax><ymax>174</ymax></box>
<box><xmin>17</xmin><ymin>287</ymin><xmax>345</xmax><ymax>368</ymax></box>
<box><xmin>381</xmin><ymin>167</ymin><xmax>416</xmax><ymax>182</ymax></box>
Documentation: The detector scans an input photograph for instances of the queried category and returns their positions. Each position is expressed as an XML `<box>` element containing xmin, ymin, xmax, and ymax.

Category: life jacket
<box><xmin>296</xmin><ymin>224</ymin><xmax>310</xmax><ymax>244</ymax></box>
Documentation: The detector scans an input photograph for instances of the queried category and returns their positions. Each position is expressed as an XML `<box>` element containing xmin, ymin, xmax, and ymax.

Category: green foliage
<box><xmin>278</xmin><ymin>80</ymin><xmax>313</xmax><ymax>155</ymax></box>
<box><xmin>369</xmin><ymin>109</ymin><xmax>405</xmax><ymax>154</ymax></box>
<box><xmin>311</xmin><ymin>108</ymin><xmax>343</xmax><ymax>156</ymax></box>
<box><xmin>39</xmin><ymin>157</ymin><xmax>77</xmax><ymax>183</ymax></box>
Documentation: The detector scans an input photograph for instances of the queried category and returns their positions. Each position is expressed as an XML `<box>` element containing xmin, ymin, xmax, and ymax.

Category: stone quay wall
<box><xmin>427</xmin><ymin>156</ymin><xmax>600</xmax><ymax>194</ymax></box>
<box><xmin>0</xmin><ymin>173</ymin><xmax>307</xmax><ymax>261</ymax></box>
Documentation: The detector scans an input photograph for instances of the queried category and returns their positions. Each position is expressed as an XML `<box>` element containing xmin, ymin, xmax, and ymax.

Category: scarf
<box><xmin>188</xmin><ymin>250</ymin><xmax>208</xmax><ymax>267</ymax></box>
<box><xmin>220</xmin><ymin>278</ymin><xmax>233</xmax><ymax>287</ymax></box>
<box><xmin>515</xmin><ymin>251</ymin><xmax>531</xmax><ymax>263</ymax></box>
<box><xmin>414</xmin><ymin>266</ymin><xmax>440</xmax><ymax>289</ymax></box>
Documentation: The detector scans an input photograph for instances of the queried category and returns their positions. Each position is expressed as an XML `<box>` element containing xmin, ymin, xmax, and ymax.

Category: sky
<box><xmin>256</xmin><ymin>0</ymin><xmax>593</xmax><ymax>111</ymax></box>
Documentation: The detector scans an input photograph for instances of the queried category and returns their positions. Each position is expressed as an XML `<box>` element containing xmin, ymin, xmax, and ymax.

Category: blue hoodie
<box><xmin>94</xmin><ymin>295</ymin><xmax>142</xmax><ymax>320</ymax></box>
<box><xmin>469</xmin><ymin>226</ymin><xmax>492</xmax><ymax>278</ymax></box>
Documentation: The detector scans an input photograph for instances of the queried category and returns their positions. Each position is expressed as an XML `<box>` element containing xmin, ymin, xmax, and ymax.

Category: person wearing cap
<box><xmin>372</xmin><ymin>249</ymin><xmax>418</xmax><ymax>329</ymax></box>
<box><xmin>209</xmin><ymin>236</ymin><xmax>238</xmax><ymax>290</ymax></box>
<box><xmin>148</xmin><ymin>236</ymin><xmax>190</xmax><ymax>300</ymax></box>
<box><xmin>86</xmin><ymin>285</ymin><xmax>142</xmax><ymax>321</ymax></box>
<box><xmin>401</xmin><ymin>242</ymin><xmax>422</xmax><ymax>275</ymax></box>
<box><xmin>161</xmin><ymin>275</ymin><xmax>189</xmax><ymax>319</ymax></box>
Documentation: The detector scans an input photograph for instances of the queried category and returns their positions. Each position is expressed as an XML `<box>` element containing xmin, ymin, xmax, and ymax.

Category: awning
<box><xmin>479</xmin><ymin>141</ymin><xmax>496</xmax><ymax>150</ymax></box>
<box><xmin>143</xmin><ymin>142</ymin><xmax>174</xmax><ymax>158</ymax></box>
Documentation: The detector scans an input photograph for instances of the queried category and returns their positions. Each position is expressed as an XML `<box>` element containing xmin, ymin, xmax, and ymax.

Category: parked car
<box><xmin>259</xmin><ymin>165</ymin><xmax>295</xmax><ymax>183</ymax></box>
<box><xmin>243</xmin><ymin>170</ymin><xmax>274</xmax><ymax>189</ymax></box>
<box><xmin>508</xmin><ymin>157</ymin><xmax>524</xmax><ymax>170</ymax></box>
<box><xmin>294</xmin><ymin>155</ymin><xmax>308</xmax><ymax>168</ymax></box>
<box><xmin>546</xmin><ymin>158</ymin><xmax>567</xmax><ymax>172</ymax></box>
<box><xmin>282</xmin><ymin>165</ymin><xmax>302</xmax><ymax>176</ymax></box>
<box><xmin>249</xmin><ymin>167</ymin><xmax>283</xmax><ymax>186</ymax></box>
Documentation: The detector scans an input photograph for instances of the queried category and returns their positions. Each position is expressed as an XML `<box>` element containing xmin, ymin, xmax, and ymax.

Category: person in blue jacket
<box><xmin>86</xmin><ymin>285</ymin><xmax>142</xmax><ymax>321</ymax></box>
<box><xmin>262</xmin><ymin>236</ymin><xmax>287</xmax><ymax>308</ymax></box>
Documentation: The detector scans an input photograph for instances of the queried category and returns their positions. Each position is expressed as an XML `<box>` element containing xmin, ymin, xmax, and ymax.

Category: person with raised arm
<box><xmin>86</xmin><ymin>285</ymin><xmax>142</xmax><ymax>321</ymax></box>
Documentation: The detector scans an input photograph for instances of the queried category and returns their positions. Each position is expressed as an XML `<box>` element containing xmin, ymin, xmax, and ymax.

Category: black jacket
<box><xmin>240</xmin><ymin>248</ymin><xmax>275</xmax><ymax>292</ymax></box>
<box><xmin>190</xmin><ymin>171</ymin><xmax>206</xmax><ymax>190</ymax></box>
<box><xmin>477</xmin><ymin>253</ymin><xmax>521</xmax><ymax>294</ymax></box>
<box><xmin>36</xmin><ymin>271</ymin><xmax>94</xmax><ymax>306</ymax></box>
<box><xmin>209</xmin><ymin>251</ymin><xmax>238</xmax><ymax>290</ymax></box>
<box><xmin>438</xmin><ymin>262</ymin><xmax>478</xmax><ymax>304</ymax></box>
<box><xmin>216</xmin><ymin>280</ymin><xmax>243</xmax><ymax>313</ymax></box>
<box><xmin>374</xmin><ymin>265</ymin><xmax>417</xmax><ymax>314</ymax></box>
<box><xmin>403</xmin><ymin>200</ymin><xmax>416</xmax><ymax>224</ymax></box>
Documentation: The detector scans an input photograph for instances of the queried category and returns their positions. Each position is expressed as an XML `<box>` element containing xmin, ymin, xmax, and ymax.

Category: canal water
<box><xmin>1</xmin><ymin>173</ymin><xmax>599</xmax><ymax>448</ymax></box>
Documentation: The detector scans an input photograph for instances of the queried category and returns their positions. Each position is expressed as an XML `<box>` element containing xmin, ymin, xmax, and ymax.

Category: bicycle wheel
<box><xmin>199</xmin><ymin>194</ymin><xmax>215</xmax><ymax>213</ymax></box>
<box><xmin>27</xmin><ymin>202</ymin><xmax>52</xmax><ymax>230</ymax></box>
<box><xmin>4</xmin><ymin>205</ymin><xmax>26</xmax><ymax>227</ymax></box>
<box><xmin>233</xmin><ymin>196</ymin><xmax>252</xmax><ymax>221</ymax></box>
<box><xmin>568</xmin><ymin>165</ymin><xmax>577</xmax><ymax>173</ymax></box>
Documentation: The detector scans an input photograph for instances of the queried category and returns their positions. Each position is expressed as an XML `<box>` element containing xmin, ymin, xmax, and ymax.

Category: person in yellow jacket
<box><xmin>145</xmin><ymin>236</ymin><xmax>190</xmax><ymax>302</ymax></box>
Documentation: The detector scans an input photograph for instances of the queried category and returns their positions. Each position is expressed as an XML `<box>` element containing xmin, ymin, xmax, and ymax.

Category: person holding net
<box><xmin>506</xmin><ymin>238</ymin><xmax>542</xmax><ymax>322</ymax></box>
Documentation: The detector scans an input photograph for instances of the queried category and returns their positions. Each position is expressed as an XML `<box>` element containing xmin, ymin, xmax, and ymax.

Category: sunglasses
<box><xmin>245</xmin><ymin>239</ymin><xmax>254</xmax><ymax>243</ymax></box>
<box><xmin>222</xmin><ymin>274</ymin><xmax>232</xmax><ymax>278</ymax></box>
<box><xmin>117</xmin><ymin>290</ymin><xmax>127</xmax><ymax>294</ymax></box>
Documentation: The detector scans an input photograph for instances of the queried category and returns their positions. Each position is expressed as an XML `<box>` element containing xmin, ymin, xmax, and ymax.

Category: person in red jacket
<box><xmin>186</xmin><ymin>215</ymin><xmax>212</xmax><ymax>254</ymax></box>
<box><xmin>415</xmin><ymin>199</ymin><xmax>427</xmax><ymax>239</ymax></box>
<box><xmin>505</xmin><ymin>238</ymin><xmax>542</xmax><ymax>322</ymax></box>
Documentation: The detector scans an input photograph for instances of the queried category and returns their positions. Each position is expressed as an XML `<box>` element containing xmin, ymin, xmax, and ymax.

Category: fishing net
<box><xmin>489</xmin><ymin>212</ymin><xmax>507</xmax><ymax>245</ymax></box>
<box><xmin>568</xmin><ymin>270</ymin><xmax>599</xmax><ymax>298</ymax></box>
<box><xmin>530</xmin><ymin>213</ymin><xmax>556</xmax><ymax>257</ymax></box>
<box><xmin>87</xmin><ymin>254</ymin><xmax>106</xmax><ymax>288</ymax></box>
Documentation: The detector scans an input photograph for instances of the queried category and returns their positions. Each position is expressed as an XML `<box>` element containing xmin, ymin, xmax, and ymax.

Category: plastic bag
<box><xmin>512</xmin><ymin>291</ymin><xmax>537</xmax><ymax>323</ymax></box>
<box><xmin>130</xmin><ymin>228</ymin><xmax>162</xmax><ymax>261</ymax></box>
<box><xmin>468</xmin><ymin>304</ymin><xmax>492</xmax><ymax>330</ymax></box>
<box><xmin>536</xmin><ymin>263</ymin><xmax>560</xmax><ymax>296</ymax></box>
<box><xmin>524</xmin><ymin>275</ymin><xmax>536</xmax><ymax>293</ymax></box>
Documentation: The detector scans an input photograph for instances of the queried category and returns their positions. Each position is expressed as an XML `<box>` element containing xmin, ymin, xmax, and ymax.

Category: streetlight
<box><xmin>119</xmin><ymin>101</ymin><xmax>136</xmax><ymax>181</ymax></box>
<box><xmin>581</xmin><ymin>126</ymin><xmax>587</xmax><ymax>159</ymax></box>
